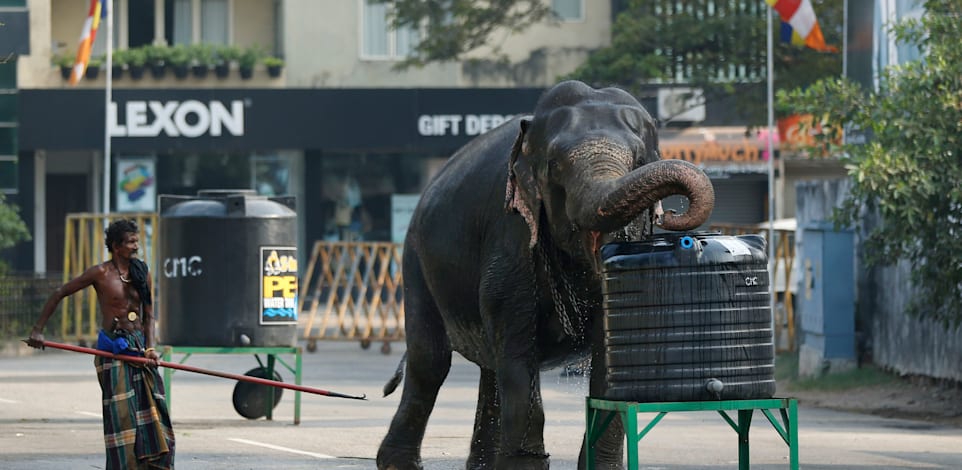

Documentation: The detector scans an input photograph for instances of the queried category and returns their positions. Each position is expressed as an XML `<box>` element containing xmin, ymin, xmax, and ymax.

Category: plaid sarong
<box><xmin>95</xmin><ymin>330</ymin><xmax>175</xmax><ymax>469</ymax></box>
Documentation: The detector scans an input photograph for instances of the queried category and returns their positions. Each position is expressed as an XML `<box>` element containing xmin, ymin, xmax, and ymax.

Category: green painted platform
<box><xmin>586</xmin><ymin>397</ymin><xmax>799</xmax><ymax>469</ymax></box>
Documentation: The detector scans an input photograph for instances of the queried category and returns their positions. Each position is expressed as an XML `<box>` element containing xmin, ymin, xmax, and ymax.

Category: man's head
<box><xmin>105</xmin><ymin>219</ymin><xmax>139</xmax><ymax>254</ymax></box>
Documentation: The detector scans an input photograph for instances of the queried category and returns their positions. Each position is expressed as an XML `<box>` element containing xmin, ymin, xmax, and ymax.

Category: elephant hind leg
<box><xmin>467</xmin><ymin>368</ymin><xmax>500</xmax><ymax>470</ymax></box>
<box><xmin>377</xmin><ymin>250</ymin><xmax>452</xmax><ymax>470</ymax></box>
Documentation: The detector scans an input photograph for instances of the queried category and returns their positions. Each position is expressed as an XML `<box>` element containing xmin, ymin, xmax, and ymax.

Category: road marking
<box><xmin>227</xmin><ymin>438</ymin><xmax>335</xmax><ymax>459</ymax></box>
<box><xmin>0</xmin><ymin>397</ymin><xmax>18</xmax><ymax>404</ymax></box>
<box><xmin>76</xmin><ymin>411</ymin><xmax>101</xmax><ymax>418</ymax></box>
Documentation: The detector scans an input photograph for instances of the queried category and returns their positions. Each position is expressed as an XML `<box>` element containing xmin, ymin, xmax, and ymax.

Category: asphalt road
<box><xmin>2</xmin><ymin>340</ymin><xmax>961</xmax><ymax>469</ymax></box>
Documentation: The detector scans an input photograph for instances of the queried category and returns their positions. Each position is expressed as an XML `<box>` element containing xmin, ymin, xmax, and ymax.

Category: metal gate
<box><xmin>298</xmin><ymin>241</ymin><xmax>404</xmax><ymax>354</ymax></box>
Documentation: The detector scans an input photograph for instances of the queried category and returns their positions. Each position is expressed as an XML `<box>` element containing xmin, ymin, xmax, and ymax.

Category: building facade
<box><xmin>7</xmin><ymin>0</ymin><xmax>774</xmax><ymax>275</ymax></box>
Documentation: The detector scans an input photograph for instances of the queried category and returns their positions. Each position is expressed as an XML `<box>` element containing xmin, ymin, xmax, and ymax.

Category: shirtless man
<box><xmin>28</xmin><ymin>219</ymin><xmax>175</xmax><ymax>469</ymax></box>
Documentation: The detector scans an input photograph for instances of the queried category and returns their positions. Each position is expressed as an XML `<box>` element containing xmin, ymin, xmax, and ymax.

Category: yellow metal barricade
<box><xmin>298</xmin><ymin>241</ymin><xmax>404</xmax><ymax>354</ymax></box>
<box><xmin>710</xmin><ymin>223</ymin><xmax>797</xmax><ymax>353</ymax></box>
<box><xmin>61</xmin><ymin>213</ymin><xmax>159</xmax><ymax>344</ymax></box>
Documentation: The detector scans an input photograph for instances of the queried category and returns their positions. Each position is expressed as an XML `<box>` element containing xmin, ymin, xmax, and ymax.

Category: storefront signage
<box><xmin>417</xmin><ymin>114</ymin><xmax>514</xmax><ymax>136</ymax></box>
<box><xmin>19</xmin><ymin>88</ymin><xmax>545</xmax><ymax>152</ymax></box>
<box><xmin>260</xmin><ymin>247</ymin><xmax>298</xmax><ymax>325</ymax></box>
<box><xmin>109</xmin><ymin>100</ymin><xmax>245</xmax><ymax>138</ymax></box>
<box><xmin>660</xmin><ymin>140</ymin><xmax>763</xmax><ymax>165</ymax></box>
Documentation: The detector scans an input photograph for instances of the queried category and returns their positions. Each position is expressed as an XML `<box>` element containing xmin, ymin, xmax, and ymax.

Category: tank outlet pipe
<box><xmin>25</xmin><ymin>339</ymin><xmax>367</xmax><ymax>400</ymax></box>
<box><xmin>705</xmin><ymin>378</ymin><xmax>724</xmax><ymax>399</ymax></box>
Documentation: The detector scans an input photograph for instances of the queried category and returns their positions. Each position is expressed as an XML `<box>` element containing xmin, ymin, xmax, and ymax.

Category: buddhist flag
<box><xmin>766</xmin><ymin>0</ymin><xmax>838</xmax><ymax>53</ymax></box>
<box><xmin>69</xmin><ymin>0</ymin><xmax>105</xmax><ymax>85</ymax></box>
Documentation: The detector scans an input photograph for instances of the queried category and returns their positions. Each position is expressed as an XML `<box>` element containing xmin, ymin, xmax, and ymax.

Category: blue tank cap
<box><xmin>679</xmin><ymin>236</ymin><xmax>696</xmax><ymax>250</ymax></box>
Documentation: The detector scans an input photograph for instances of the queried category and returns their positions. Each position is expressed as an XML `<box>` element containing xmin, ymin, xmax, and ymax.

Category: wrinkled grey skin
<box><xmin>376</xmin><ymin>80</ymin><xmax>714</xmax><ymax>470</ymax></box>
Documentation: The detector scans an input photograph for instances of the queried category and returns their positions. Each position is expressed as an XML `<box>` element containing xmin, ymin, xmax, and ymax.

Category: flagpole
<box><xmin>102</xmin><ymin>0</ymin><xmax>112</xmax><ymax>217</ymax></box>
<box><xmin>766</xmin><ymin>6</ymin><xmax>777</xmax><ymax>344</ymax></box>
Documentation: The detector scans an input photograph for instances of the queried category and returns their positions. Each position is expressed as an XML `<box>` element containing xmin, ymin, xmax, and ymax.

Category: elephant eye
<box><xmin>621</xmin><ymin>108</ymin><xmax>642</xmax><ymax>134</ymax></box>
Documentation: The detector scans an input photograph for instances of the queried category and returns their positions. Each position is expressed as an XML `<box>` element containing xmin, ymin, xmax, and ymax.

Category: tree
<box><xmin>0</xmin><ymin>194</ymin><xmax>30</xmax><ymax>272</ymax></box>
<box><xmin>383</xmin><ymin>0</ymin><xmax>842</xmax><ymax>126</ymax></box>
<box><xmin>567</xmin><ymin>0</ymin><xmax>843</xmax><ymax>126</ymax></box>
<box><xmin>782</xmin><ymin>0</ymin><xmax>962</xmax><ymax>325</ymax></box>
<box><xmin>377</xmin><ymin>0</ymin><xmax>554</xmax><ymax>70</ymax></box>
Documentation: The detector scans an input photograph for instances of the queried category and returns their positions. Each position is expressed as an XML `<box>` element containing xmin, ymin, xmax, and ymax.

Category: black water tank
<box><xmin>158</xmin><ymin>190</ymin><xmax>298</xmax><ymax>347</ymax></box>
<box><xmin>601</xmin><ymin>232</ymin><xmax>774</xmax><ymax>402</ymax></box>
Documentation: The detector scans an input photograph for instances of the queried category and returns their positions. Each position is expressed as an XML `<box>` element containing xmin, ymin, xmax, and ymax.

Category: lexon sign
<box><xmin>109</xmin><ymin>100</ymin><xmax>245</xmax><ymax>138</ymax></box>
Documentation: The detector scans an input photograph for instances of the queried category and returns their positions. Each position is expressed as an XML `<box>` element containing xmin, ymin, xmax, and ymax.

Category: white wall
<box><xmin>283</xmin><ymin>0</ymin><xmax>611</xmax><ymax>88</ymax></box>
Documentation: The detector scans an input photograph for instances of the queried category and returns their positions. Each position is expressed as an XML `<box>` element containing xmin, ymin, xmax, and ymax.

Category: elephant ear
<box><xmin>504</xmin><ymin>118</ymin><xmax>541</xmax><ymax>248</ymax></box>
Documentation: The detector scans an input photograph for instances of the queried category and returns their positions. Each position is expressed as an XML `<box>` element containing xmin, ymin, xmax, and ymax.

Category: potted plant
<box><xmin>126</xmin><ymin>48</ymin><xmax>147</xmax><ymax>80</ymax></box>
<box><xmin>264</xmin><ymin>56</ymin><xmax>284</xmax><ymax>78</ymax></box>
<box><xmin>144</xmin><ymin>44</ymin><xmax>170</xmax><ymax>79</ymax></box>
<box><xmin>168</xmin><ymin>45</ymin><xmax>191</xmax><ymax>79</ymax></box>
<box><xmin>111</xmin><ymin>49</ymin><xmax>128</xmax><ymax>79</ymax></box>
<box><xmin>214</xmin><ymin>45</ymin><xmax>240</xmax><ymax>79</ymax></box>
<box><xmin>54</xmin><ymin>54</ymin><xmax>74</xmax><ymax>80</ymax></box>
<box><xmin>189</xmin><ymin>44</ymin><xmax>214</xmax><ymax>78</ymax></box>
<box><xmin>237</xmin><ymin>46</ymin><xmax>262</xmax><ymax>80</ymax></box>
<box><xmin>85</xmin><ymin>56</ymin><xmax>103</xmax><ymax>80</ymax></box>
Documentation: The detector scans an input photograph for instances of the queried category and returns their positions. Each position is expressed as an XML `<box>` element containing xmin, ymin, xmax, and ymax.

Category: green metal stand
<box><xmin>586</xmin><ymin>397</ymin><xmax>799</xmax><ymax>469</ymax></box>
<box><xmin>160</xmin><ymin>345</ymin><xmax>302</xmax><ymax>425</ymax></box>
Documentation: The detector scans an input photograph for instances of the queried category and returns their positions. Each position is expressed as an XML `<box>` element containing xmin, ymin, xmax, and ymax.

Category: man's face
<box><xmin>113</xmin><ymin>232</ymin><xmax>140</xmax><ymax>259</ymax></box>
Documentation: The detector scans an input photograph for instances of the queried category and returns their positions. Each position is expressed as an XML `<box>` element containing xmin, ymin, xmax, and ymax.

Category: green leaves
<box><xmin>567</xmin><ymin>0</ymin><xmax>842</xmax><ymax>125</ymax></box>
<box><xmin>0</xmin><ymin>194</ymin><xmax>30</xmax><ymax>253</ymax></box>
<box><xmin>783</xmin><ymin>0</ymin><xmax>962</xmax><ymax>325</ymax></box>
<box><xmin>381</xmin><ymin>0</ymin><xmax>553</xmax><ymax>69</ymax></box>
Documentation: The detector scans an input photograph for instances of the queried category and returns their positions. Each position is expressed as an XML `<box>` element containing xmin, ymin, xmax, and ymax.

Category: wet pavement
<box><xmin>2</xmin><ymin>340</ymin><xmax>961</xmax><ymax>469</ymax></box>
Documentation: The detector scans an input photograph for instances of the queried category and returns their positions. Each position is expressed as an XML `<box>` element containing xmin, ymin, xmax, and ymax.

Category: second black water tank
<box><xmin>601</xmin><ymin>232</ymin><xmax>774</xmax><ymax>402</ymax></box>
<box><xmin>158</xmin><ymin>190</ymin><xmax>298</xmax><ymax>347</ymax></box>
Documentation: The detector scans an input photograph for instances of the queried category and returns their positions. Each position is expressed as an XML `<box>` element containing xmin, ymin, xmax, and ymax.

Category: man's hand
<box><xmin>27</xmin><ymin>327</ymin><xmax>45</xmax><ymax>350</ymax></box>
<box><xmin>145</xmin><ymin>348</ymin><xmax>160</xmax><ymax>367</ymax></box>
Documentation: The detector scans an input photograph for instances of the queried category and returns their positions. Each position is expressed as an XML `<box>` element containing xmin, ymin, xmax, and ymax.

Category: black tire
<box><xmin>232</xmin><ymin>367</ymin><xmax>283</xmax><ymax>420</ymax></box>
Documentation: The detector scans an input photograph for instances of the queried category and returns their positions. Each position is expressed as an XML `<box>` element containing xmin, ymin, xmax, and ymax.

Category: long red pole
<box><xmin>26</xmin><ymin>340</ymin><xmax>367</xmax><ymax>400</ymax></box>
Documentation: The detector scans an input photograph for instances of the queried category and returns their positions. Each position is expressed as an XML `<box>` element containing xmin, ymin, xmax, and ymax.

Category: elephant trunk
<box><xmin>573</xmin><ymin>159</ymin><xmax>715</xmax><ymax>233</ymax></box>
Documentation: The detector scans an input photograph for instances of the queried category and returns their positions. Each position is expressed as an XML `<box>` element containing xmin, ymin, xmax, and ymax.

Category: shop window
<box><xmin>552</xmin><ymin>0</ymin><xmax>584</xmax><ymax>22</ymax></box>
<box><xmin>251</xmin><ymin>155</ymin><xmax>290</xmax><ymax>196</ymax></box>
<box><xmin>154</xmin><ymin>152</ymin><xmax>251</xmax><ymax>196</ymax></box>
<box><xmin>361</xmin><ymin>0</ymin><xmax>420</xmax><ymax>60</ymax></box>
<box><xmin>317</xmin><ymin>153</ymin><xmax>428</xmax><ymax>242</ymax></box>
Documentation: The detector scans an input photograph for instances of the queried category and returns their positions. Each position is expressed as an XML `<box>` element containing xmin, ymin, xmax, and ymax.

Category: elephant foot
<box><xmin>376</xmin><ymin>445</ymin><xmax>422</xmax><ymax>470</ymax></box>
<box><xmin>466</xmin><ymin>451</ymin><xmax>496</xmax><ymax>470</ymax></box>
<box><xmin>587</xmin><ymin>461</ymin><xmax>625</xmax><ymax>470</ymax></box>
<box><xmin>495</xmin><ymin>451</ymin><xmax>549</xmax><ymax>470</ymax></box>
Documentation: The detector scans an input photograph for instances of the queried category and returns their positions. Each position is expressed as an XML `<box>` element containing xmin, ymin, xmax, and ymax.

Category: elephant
<box><xmin>376</xmin><ymin>80</ymin><xmax>715</xmax><ymax>470</ymax></box>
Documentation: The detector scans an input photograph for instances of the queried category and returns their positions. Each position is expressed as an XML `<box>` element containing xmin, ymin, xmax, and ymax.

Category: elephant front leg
<box><xmin>467</xmin><ymin>368</ymin><xmax>500</xmax><ymax>470</ymax></box>
<box><xmin>578</xmin><ymin>320</ymin><xmax>625</xmax><ymax>470</ymax></box>
<box><xmin>579</xmin><ymin>413</ymin><xmax>625</xmax><ymax>470</ymax></box>
<box><xmin>495</xmin><ymin>360</ymin><xmax>549</xmax><ymax>470</ymax></box>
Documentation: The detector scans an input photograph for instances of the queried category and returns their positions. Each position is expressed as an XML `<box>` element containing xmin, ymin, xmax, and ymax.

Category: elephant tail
<box><xmin>383</xmin><ymin>352</ymin><xmax>407</xmax><ymax>397</ymax></box>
